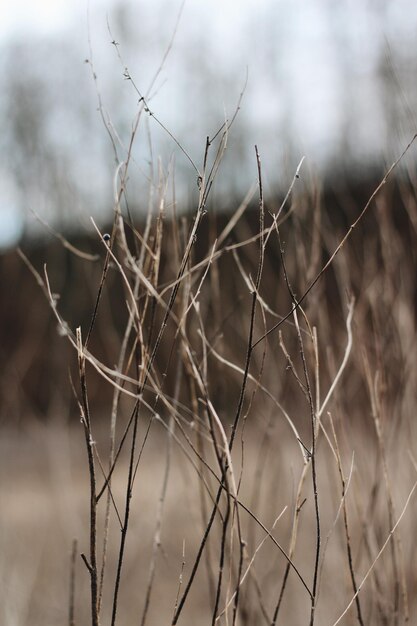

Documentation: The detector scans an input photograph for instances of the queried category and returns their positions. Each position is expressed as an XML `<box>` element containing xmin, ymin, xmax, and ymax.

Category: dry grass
<box><xmin>7</xmin><ymin>142</ymin><xmax>417</xmax><ymax>626</ymax></box>
<box><xmin>4</xmin><ymin>30</ymin><xmax>417</xmax><ymax>625</ymax></box>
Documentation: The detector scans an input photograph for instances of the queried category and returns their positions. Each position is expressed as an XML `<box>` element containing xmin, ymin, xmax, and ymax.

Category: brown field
<box><xmin>2</xmin><ymin>157</ymin><xmax>417</xmax><ymax>625</ymax></box>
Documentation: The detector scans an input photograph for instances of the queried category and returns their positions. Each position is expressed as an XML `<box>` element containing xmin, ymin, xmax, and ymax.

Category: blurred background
<box><xmin>1</xmin><ymin>0</ymin><xmax>417</xmax><ymax>248</ymax></box>
<box><xmin>2</xmin><ymin>2</ymin><xmax>417</xmax><ymax>625</ymax></box>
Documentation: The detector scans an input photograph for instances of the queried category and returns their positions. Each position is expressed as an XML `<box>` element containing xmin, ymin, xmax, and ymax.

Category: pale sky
<box><xmin>1</xmin><ymin>0</ymin><xmax>417</xmax><ymax>247</ymax></box>
<box><xmin>0</xmin><ymin>0</ymin><xmax>85</xmax><ymax>37</ymax></box>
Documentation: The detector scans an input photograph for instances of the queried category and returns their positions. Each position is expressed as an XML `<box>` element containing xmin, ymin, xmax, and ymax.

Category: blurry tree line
<box><xmin>1</xmin><ymin>0</ymin><xmax>417</xmax><ymax>246</ymax></box>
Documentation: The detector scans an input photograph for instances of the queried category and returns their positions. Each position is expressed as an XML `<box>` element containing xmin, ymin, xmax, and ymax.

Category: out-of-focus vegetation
<box><xmin>2</xmin><ymin>2</ymin><xmax>417</xmax><ymax>625</ymax></box>
<box><xmin>3</xmin><ymin>159</ymin><xmax>417</xmax><ymax>623</ymax></box>
<box><xmin>1</xmin><ymin>0</ymin><xmax>417</xmax><ymax>244</ymax></box>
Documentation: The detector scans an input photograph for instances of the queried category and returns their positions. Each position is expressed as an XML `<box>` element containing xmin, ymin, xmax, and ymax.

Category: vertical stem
<box><xmin>69</xmin><ymin>539</ymin><xmax>77</xmax><ymax>626</ymax></box>
<box><xmin>77</xmin><ymin>328</ymin><xmax>99</xmax><ymax>626</ymax></box>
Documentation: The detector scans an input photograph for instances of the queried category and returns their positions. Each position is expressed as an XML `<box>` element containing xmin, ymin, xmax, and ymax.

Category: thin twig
<box><xmin>253</xmin><ymin>132</ymin><xmax>417</xmax><ymax>348</ymax></box>
<box><xmin>69</xmin><ymin>539</ymin><xmax>77</xmax><ymax>626</ymax></box>
<box><xmin>332</xmin><ymin>481</ymin><xmax>417</xmax><ymax>626</ymax></box>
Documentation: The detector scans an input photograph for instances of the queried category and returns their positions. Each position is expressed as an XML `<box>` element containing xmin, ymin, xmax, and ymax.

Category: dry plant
<box><xmin>14</xmin><ymin>21</ymin><xmax>417</xmax><ymax>626</ymax></box>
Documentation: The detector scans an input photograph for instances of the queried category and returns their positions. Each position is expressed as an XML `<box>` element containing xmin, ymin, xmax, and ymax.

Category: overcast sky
<box><xmin>1</xmin><ymin>0</ymin><xmax>417</xmax><ymax>247</ymax></box>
